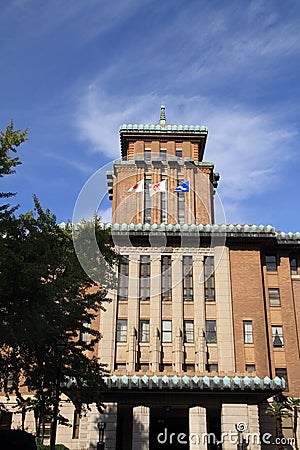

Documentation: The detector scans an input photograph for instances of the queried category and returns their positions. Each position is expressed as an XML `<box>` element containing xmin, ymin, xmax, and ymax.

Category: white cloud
<box><xmin>74</xmin><ymin>90</ymin><xmax>297</xmax><ymax>217</ymax></box>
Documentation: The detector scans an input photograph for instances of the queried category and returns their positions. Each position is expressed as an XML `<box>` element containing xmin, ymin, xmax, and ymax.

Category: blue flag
<box><xmin>174</xmin><ymin>181</ymin><xmax>190</xmax><ymax>192</ymax></box>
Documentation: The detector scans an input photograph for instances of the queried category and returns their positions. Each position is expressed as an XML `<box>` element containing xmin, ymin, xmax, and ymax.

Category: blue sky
<box><xmin>1</xmin><ymin>0</ymin><xmax>300</xmax><ymax>231</ymax></box>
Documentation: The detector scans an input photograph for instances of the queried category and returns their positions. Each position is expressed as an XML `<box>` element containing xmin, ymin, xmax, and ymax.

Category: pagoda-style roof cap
<box><xmin>119</xmin><ymin>105</ymin><xmax>208</xmax><ymax>160</ymax></box>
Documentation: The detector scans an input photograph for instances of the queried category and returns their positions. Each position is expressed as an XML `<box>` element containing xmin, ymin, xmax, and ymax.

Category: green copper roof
<box><xmin>103</xmin><ymin>374</ymin><xmax>285</xmax><ymax>391</ymax></box>
<box><xmin>119</xmin><ymin>123</ymin><xmax>208</xmax><ymax>134</ymax></box>
<box><xmin>97</xmin><ymin>222</ymin><xmax>300</xmax><ymax>242</ymax></box>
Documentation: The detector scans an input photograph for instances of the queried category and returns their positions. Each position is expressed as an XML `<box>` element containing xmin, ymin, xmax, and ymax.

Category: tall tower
<box><xmin>98</xmin><ymin>106</ymin><xmax>287</xmax><ymax>450</ymax></box>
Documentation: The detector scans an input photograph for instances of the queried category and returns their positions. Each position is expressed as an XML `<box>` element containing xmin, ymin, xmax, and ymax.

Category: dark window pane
<box><xmin>266</xmin><ymin>255</ymin><xmax>277</xmax><ymax>272</ymax></box>
<box><xmin>269</xmin><ymin>288</ymin><xmax>281</xmax><ymax>307</ymax></box>
<box><xmin>206</xmin><ymin>320</ymin><xmax>217</xmax><ymax>343</ymax></box>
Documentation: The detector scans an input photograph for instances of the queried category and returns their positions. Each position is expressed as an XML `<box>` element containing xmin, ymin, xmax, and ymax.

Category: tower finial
<box><xmin>160</xmin><ymin>104</ymin><xmax>166</xmax><ymax>125</ymax></box>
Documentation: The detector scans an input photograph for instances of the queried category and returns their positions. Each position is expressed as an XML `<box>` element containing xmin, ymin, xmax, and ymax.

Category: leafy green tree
<box><xmin>0</xmin><ymin>121</ymin><xmax>27</xmax><ymax>217</ymax></box>
<box><xmin>0</xmin><ymin>124</ymin><xmax>119</xmax><ymax>440</ymax></box>
<box><xmin>287</xmin><ymin>397</ymin><xmax>300</xmax><ymax>450</ymax></box>
<box><xmin>266</xmin><ymin>397</ymin><xmax>291</xmax><ymax>450</ymax></box>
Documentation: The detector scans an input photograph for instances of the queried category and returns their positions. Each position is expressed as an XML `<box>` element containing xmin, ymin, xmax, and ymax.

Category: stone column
<box><xmin>102</xmin><ymin>403</ymin><xmax>118</xmax><ymax>450</ymax></box>
<box><xmin>132</xmin><ymin>406</ymin><xmax>150</xmax><ymax>450</ymax></box>
<box><xmin>150</xmin><ymin>255</ymin><xmax>161</xmax><ymax>372</ymax></box>
<box><xmin>189</xmin><ymin>406</ymin><xmax>207</xmax><ymax>450</ymax></box>
<box><xmin>173</xmin><ymin>326</ymin><xmax>183</xmax><ymax>372</ymax></box>
<box><xmin>128</xmin><ymin>326</ymin><xmax>137</xmax><ymax>372</ymax></box>
<box><xmin>214</xmin><ymin>246</ymin><xmax>235</xmax><ymax>372</ymax></box>
<box><xmin>221</xmin><ymin>404</ymin><xmax>261</xmax><ymax>450</ymax></box>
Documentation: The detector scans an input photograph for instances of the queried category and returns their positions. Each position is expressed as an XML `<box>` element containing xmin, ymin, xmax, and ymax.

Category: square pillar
<box><xmin>221</xmin><ymin>404</ymin><xmax>261</xmax><ymax>450</ymax></box>
<box><xmin>132</xmin><ymin>406</ymin><xmax>150</xmax><ymax>450</ymax></box>
<box><xmin>189</xmin><ymin>406</ymin><xmax>207</xmax><ymax>450</ymax></box>
<box><xmin>102</xmin><ymin>403</ymin><xmax>118</xmax><ymax>450</ymax></box>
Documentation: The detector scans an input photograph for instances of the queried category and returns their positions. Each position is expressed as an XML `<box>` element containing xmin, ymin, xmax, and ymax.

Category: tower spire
<box><xmin>160</xmin><ymin>104</ymin><xmax>166</xmax><ymax>124</ymax></box>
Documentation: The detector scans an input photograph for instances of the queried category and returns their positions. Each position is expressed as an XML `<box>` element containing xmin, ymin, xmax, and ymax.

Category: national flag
<box><xmin>174</xmin><ymin>181</ymin><xmax>190</xmax><ymax>192</ymax></box>
<box><xmin>128</xmin><ymin>178</ymin><xmax>144</xmax><ymax>193</ymax></box>
<box><xmin>149</xmin><ymin>179</ymin><xmax>167</xmax><ymax>197</ymax></box>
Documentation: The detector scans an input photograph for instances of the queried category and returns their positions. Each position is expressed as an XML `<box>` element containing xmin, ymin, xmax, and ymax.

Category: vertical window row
<box><xmin>117</xmin><ymin>256</ymin><xmax>129</xmax><ymax>301</ymax></box>
<box><xmin>204</xmin><ymin>256</ymin><xmax>215</xmax><ymax>302</ymax></box>
<box><xmin>140</xmin><ymin>255</ymin><xmax>150</xmax><ymax>301</ymax></box>
<box><xmin>144</xmin><ymin>178</ymin><xmax>151</xmax><ymax>224</ymax></box>
<box><xmin>178</xmin><ymin>192</ymin><xmax>185</xmax><ymax>224</ymax></box>
<box><xmin>161</xmin><ymin>179</ymin><xmax>168</xmax><ymax>224</ymax></box>
<box><xmin>161</xmin><ymin>256</ymin><xmax>172</xmax><ymax>301</ymax></box>
<box><xmin>183</xmin><ymin>256</ymin><xmax>193</xmax><ymax>301</ymax></box>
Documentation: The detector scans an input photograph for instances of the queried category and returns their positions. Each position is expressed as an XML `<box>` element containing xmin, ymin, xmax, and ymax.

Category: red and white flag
<box><xmin>149</xmin><ymin>179</ymin><xmax>167</xmax><ymax>197</ymax></box>
<box><xmin>128</xmin><ymin>178</ymin><xmax>144</xmax><ymax>193</ymax></box>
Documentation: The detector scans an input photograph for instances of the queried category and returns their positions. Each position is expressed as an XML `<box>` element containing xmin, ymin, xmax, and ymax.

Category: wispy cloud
<box><xmin>74</xmin><ymin>90</ymin><xmax>297</xmax><ymax>223</ymax></box>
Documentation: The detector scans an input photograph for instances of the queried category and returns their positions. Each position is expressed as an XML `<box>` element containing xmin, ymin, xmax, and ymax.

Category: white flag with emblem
<box><xmin>149</xmin><ymin>179</ymin><xmax>167</xmax><ymax>197</ymax></box>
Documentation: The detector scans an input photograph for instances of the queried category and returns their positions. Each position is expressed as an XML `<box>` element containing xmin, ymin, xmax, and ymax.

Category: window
<box><xmin>272</xmin><ymin>326</ymin><xmax>284</xmax><ymax>348</ymax></box>
<box><xmin>269</xmin><ymin>288</ymin><xmax>281</xmax><ymax>307</ymax></box>
<box><xmin>160</xmin><ymin>148</ymin><xmax>167</xmax><ymax>160</ymax></box>
<box><xmin>183</xmin><ymin>363</ymin><xmax>195</xmax><ymax>372</ymax></box>
<box><xmin>72</xmin><ymin>410</ymin><xmax>80</xmax><ymax>439</ymax></box>
<box><xmin>115</xmin><ymin>363</ymin><xmax>126</xmax><ymax>373</ymax></box>
<box><xmin>184</xmin><ymin>320</ymin><xmax>194</xmax><ymax>343</ymax></box>
<box><xmin>243</xmin><ymin>321</ymin><xmax>253</xmax><ymax>344</ymax></box>
<box><xmin>204</xmin><ymin>256</ymin><xmax>215</xmax><ymax>302</ymax></box>
<box><xmin>206</xmin><ymin>320</ymin><xmax>217</xmax><ymax>343</ymax></box>
<box><xmin>207</xmin><ymin>363</ymin><xmax>218</xmax><ymax>372</ymax></box>
<box><xmin>161</xmin><ymin>178</ymin><xmax>168</xmax><ymax>224</ymax></box>
<box><xmin>138</xmin><ymin>363</ymin><xmax>149</xmax><ymax>372</ymax></box>
<box><xmin>178</xmin><ymin>192</ymin><xmax>185</xmax><ymax>224</ymax></box>
<box><xmin>140</xmin><ymin>255</ymin><xmax>150</xmax><ymax>301</ymax></box>
<box><xmin>80</xmin><ymin>321</ymin><xmax>90</xmax><ymax>342</ymax></box>
<box><xmin>0</xmin><ymin>411</ymin><xmax>12</xmax><ymax>429</ymax></box>
<box><xmin>183</xmin><ymin>256</ymin><xmax>193</xmax><ymax>301</ymax></box>
<box><xmin>159</xmin><ymin>363</ymin><xmax>172</xmax><ymax>373</ymax></box>
<box><xmin>266</xmin><ymin>255</ymin><xmax>277</xmax><ymax>272</ymax></box>
<box><xmin>290</xmin><ymin>257</ymin><xmax>298</xmax><ymax>275</ymax></box>
<box><xmin>116</xmin><ymin>319</ymin><xmax>127</xmax><ymax>342</ymax></box>
<box><xmin>144</xmin><ymin>178</ymin><xmax>151</xmax><ymax>224</ymax></box>
<box><xmin>161</xmin><ymin>256</ymin><xmax>172</xmax><ymax>301</ymax></box>
<box><xmin>139</xmin><ymin>320</ymin><xmax>150</xmax><ymax>342</ymax></box>
<box><xmin>162</xmin><ymin>320</ymin><xmax>172</xmax><ymax>343</ymax></box>
<box><xmin>245</xmin><ymin>364</ymin><xmax>256</xmax><ymax>373</ymax></box>
<box><xmin>176</xmin><ymin>148</ymin><xmax>182</xmax><ymax>159</ymax></box>
<box><xmin>275</xmin><ymin>368</ymin><xmax>288</xmax><ymax>390</ymax></box>
<box><xmin>144</xmin><ymin>148</ymin><xmax>151</xmax><ymax>161</ymax></box>
<box><xmin>44</xmin><ymin>422</ymin><xmax>52</xmax><ymax>439</ymax></box>
<box><xmin>118</xmin><ymin>256</ymin><xmax>129</xmax><ymax>301</ymax></box>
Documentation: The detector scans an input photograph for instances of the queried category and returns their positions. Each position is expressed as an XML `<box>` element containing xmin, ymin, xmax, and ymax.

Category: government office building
<box><xmin>1</xmin><ymin>106</ymin><xmax>300</xmax><ymax>450</ymax></box>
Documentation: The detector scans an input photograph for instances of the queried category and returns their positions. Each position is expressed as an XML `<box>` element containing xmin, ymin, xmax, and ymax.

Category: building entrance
<box><xmin>150</xmin><ymin>407</ymin><xmax>189</xmax><ymax>450</ymax></box>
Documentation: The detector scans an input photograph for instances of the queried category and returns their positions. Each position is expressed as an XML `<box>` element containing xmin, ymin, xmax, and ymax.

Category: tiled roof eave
<box><xmin>97</xmin><ymin>222</ymin><xmax>300</xmax><ymax>242</ymax></box>
<box><xmin>103</xmin><ymin>374</ymin><xmax>285</xmax><ymax>391</ymax></box>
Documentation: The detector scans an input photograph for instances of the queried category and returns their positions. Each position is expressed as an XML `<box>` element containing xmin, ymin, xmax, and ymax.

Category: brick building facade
<box><xmin>1</xmin><ymin>106</ymin><xmax>299</xmax><ymax>449</ymax></box>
